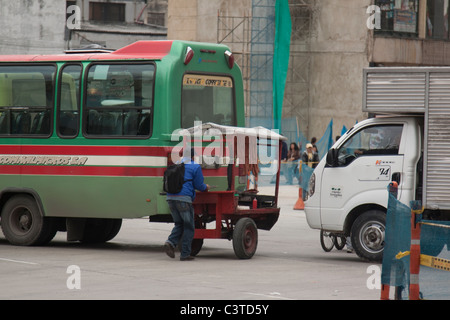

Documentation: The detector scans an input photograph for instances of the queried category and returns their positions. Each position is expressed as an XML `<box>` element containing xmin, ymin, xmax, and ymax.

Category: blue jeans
<box><xmin>284</xmin><ymin>162</ymin><xmax>299</xmax><ymax>184</ymax></box>
<box><xmin>166</xmin><ymin>200</ymin><xmax>195</xmax><ymax>258</ymax></box>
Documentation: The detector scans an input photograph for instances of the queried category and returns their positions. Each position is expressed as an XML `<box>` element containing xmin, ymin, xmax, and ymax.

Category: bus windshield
<box><xmin>181</xmin><ymin>74</ymin><xmax>235</xmax><ymax>128</ymax></box>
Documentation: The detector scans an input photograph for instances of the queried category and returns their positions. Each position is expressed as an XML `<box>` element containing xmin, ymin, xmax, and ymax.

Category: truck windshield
<box><xmin>181</xmin><ymin>74</ymin><xmax>235</xmax><ymax>128</ymax></box>
<box><xmin>337</xmin><ymin>124</ymin><xmax>403</xmax><ymax>166</ymax></box>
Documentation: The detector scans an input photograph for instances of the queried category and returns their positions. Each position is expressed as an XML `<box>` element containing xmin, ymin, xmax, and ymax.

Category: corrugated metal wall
<box><xmin>364</xmin><ymin>67</ymin><xmax>450</xmax><ymax>210</ymax></box>
<box><xmin>427</xmin><ymin>73</ymin><xmax>450</xmax><ymax>209</ymax></box>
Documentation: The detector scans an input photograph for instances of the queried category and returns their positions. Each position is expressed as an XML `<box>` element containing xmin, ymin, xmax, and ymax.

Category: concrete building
<box><xmin>304</xmin><ymin>0</ymin><xmax>371</xmax><ymax>140</ymax></box>
<box><xmin>0</xmin><ymin>1</ymin><xmax>66</xmax><ymax>54</ymax></box>
<box><xmin>166</xmin><ymin>0</ymin><xmax>372</xmax><ymax>140</ymax></box>
<box><xmin>1</xmin><ymin>0</ymin><xmax>448</xmax><ymax>141</ymax></box>
<box><xmin>167</xmin><ymin>0</ymin><xmax>450</xmax><ymax>142</ymax></box>
<box><xmin>68</xmin><ymin>0</ymin><xmax>167</xmax><ymax>50</ymax></box>
<box><xmin>0</xmin><ymin>0</ymin><xmax>167</xmax><ymax>55</ymax></box>
<box><xmin>371</xmin><ymin>0</ymin><xmax>450</xmax><ymax>66</ymax></box>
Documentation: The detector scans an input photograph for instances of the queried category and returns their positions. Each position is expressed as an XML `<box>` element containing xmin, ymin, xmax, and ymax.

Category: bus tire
<box><xmin>232</xmin><ymin>218</ymin><xmax>258</xmax><ymax>259</ymax></box>
<box><xmin>351</xmin><ymin>210</ymin><xmax>386</xmax><ymax>262</ymax></box>
<box><xmin>0</xmin><ymin>195</ymin><xmax>57</xmax><ymax>246</ymax></box>
<box><xmin>80</xmin><ymin>218</ymin><xmax>122</xmax><ymax>244</ymax></box>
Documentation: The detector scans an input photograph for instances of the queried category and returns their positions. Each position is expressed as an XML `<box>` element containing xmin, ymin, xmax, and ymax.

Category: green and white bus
<box><xmin>0</xmin><ymin>40</ymin><xmax>245</xmax><ymax>246</ymax></box>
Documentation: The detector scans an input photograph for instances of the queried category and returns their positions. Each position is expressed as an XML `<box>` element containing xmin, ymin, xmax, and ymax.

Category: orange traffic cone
<box><xmin>293</xmin><ymin>188</ymin><xmax>304</xmax><ymax>210</ymax></box>
<box><xmin>380</xmin><ymin>284</ymin><xmax>390</xmax><ymax>300</ymax></box>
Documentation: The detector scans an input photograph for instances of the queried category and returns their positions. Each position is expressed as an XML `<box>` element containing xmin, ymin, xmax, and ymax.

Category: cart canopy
<box><xmin>185</xmin><ymin>122</ymin><xmax>287</xmax><ymax>141</ymax></box>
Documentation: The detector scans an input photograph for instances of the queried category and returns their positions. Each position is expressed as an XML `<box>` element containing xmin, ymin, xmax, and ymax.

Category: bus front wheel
<box><xmin>1</xmin><ymin>195</ymin><xmax>57</xmax><ymax>246</ymax></box>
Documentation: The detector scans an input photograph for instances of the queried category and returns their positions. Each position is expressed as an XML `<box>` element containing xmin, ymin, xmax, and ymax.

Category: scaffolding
<box><xmin>217</xmin><ymin>12</ymin><xmax>251</xmax><ymax>116</ymax></box>
<box><xmin>217</xmin><ymin>0</ymin><xmax>313</xmax><ymax>140</ymax></box>
<box><xmin>248</xmin><ymin>0</ymin><xmax>275</xmax><ymax>127</ymax></box>
<box><xmin>284</xmin><ymin>0</ymin><xmax>312</xmax><ymax>140</ymax></box>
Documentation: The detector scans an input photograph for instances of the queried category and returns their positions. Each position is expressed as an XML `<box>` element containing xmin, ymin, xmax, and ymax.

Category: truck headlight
<box><xmin>308</xmin><ymin>173</ymin><xmax>316</xmax><ymax>198</ymax></box>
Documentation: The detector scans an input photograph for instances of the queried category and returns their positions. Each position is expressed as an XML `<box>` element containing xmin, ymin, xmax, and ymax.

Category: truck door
<box><xmin>320</xmin><ymin>124</ymin><xmax>404</xmax><ymax>229</ymax></box>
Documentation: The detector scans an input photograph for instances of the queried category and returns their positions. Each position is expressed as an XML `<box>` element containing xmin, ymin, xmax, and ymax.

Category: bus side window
<box><xmin>0</xmin><ymin>65</ymin><xmax>55</xmax><ymax>137</ymax></box>
<box><xmin>84</xmin><ymin>63</ymin><xmax>154</xmax><ymax>137</ymax></box>
<box><xmin>58</xmin><ymin>64</ymin><xmax>81</xmax><ymax>138</ymax></box>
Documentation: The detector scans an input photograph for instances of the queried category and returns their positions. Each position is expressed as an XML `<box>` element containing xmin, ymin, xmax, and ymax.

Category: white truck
<box><xmin>304</xmin><ymin>67</ymin><xmax>450</xmax><ymax>261</ymax></box>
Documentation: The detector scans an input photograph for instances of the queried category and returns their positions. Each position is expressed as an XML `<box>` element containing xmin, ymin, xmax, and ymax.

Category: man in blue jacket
<box><xmin>164</xmin><ymin>148</ymin><xmax>209</xmax><ymax>261</ymax></box>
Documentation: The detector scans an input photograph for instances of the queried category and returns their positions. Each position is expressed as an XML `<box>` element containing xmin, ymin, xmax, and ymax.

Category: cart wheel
<box><xmin>320</xmin><ymin>230</ymin><xmax>335</xmax><ymax>252</ymax></box>
<box><xmin>233</xmin><ymin>218</ymin><xmax>258</xmax><ymax>259</ymax></box>
<box><xmin>334</xmin><ymin>235</ymin><xmax>347</xmax><ymax>250</ymax></box>
<box><xmin>191</xmin><ymin>239</ymin><xmax>203</xmax><ymax>256</ymax></box>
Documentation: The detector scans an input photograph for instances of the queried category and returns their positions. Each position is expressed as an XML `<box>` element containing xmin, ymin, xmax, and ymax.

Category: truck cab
<box><xmin>305</xmin><ymin>66</ymin><xmax>450</xmax><ymax>261</ymax></box>
<box><xmin>305</xmin><ymin>115</ymin><xmax>422</xmax><ymax>261</ymax></box>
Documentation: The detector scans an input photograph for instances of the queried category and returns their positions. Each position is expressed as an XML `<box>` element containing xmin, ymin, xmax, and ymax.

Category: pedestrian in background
<box><xmin>301</xmin><ymin>143</ymin><xmax>319</xmax><ymax>169</ymax></box>
<box><xmin>311</xmin><ymin>137</ymin><xmax>318</xmax><ymax>154</ymax></box>
<box><xmin>285</xmin><ymin>142</ymin><xmax>301</xmax><ymax>184</ymax></box>
<box><xmin>300</xmin><ymin>143</ymin><xmax>319</xmax><ymax>200</ymax></box>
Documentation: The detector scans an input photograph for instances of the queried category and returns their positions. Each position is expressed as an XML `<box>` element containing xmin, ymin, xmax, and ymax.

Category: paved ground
<box><xmin>0</xmin><ymin>185</ymin><xmax>381</xmax><ymax>300</ymax></box>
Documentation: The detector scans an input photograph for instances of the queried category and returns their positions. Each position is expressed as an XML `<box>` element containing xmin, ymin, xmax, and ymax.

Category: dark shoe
<box><xmin>164</xmin><ymin>242</ymin><xmax>175</xmax><ymax>258</ymax></box>
<box><xmin>180</xmin><ymin>256</ymin><xmax>195</xmax><ymax>261</ymax></box>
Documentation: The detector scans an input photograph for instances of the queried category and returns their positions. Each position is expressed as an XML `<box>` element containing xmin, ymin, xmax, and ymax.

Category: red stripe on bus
<box><xmin>0</xmin><ymin>165</ymin><xmax>165</xmax><ymax>177</ymax></box>
<box><xmin>0</xmin><ymin>165</ymin><xmax>228</xmax><ymax>177</ymax></box>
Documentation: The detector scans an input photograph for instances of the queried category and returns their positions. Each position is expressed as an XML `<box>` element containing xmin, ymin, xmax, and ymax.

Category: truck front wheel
<box><xmin>351</xmin><ymin>210</ymin><xmax>386</xmax><ymax>262</ymax></box>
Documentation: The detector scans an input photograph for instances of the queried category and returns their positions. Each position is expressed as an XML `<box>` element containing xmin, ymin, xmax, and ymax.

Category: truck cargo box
<box><xmin>363</xmin><ymin>67</ymin><xmax>450</xmax><ymax>210</ymax></box>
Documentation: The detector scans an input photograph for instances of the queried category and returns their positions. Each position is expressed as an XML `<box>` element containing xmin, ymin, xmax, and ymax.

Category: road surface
<box><xmin>0</xmin><ymin>185</ymin><xmax>381</xmax><ymax>300</ymax></box>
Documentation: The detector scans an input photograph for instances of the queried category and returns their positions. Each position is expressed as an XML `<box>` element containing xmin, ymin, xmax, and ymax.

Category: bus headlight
<box><xmin>308</xmin><ymin>173</ymin><xmax>316</xmax><ymax>198</ymax></box>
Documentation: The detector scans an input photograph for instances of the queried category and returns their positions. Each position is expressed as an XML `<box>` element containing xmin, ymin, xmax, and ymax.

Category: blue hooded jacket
<box><xmin>166</xmin><ymin>158</ymin><xmax>207</xmax><ymax>203</ymax></box>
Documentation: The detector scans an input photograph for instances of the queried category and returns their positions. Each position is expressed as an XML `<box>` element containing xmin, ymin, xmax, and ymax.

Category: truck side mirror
<box><xmin>326</xmin><ymin>148</ymin><xmax>338</xmax><ymax>167</ymax></box>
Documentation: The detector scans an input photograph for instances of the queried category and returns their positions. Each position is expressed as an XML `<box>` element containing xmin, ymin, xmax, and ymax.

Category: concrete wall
<box><xmin>167</xmin><ymin>0</ymin><xmax>198</xmax><ymax>41</ymax></box>
<box><xmin>0</xmin><ymin>0</ymin><xmax>66</xmax><ymax>54</ymax></box>
<box><xmin>373</xmin><ymin>37</ymin><xmax>450</xmax><ymax>66</ymax></box>
<box><xmin>0</xmin><ymin>0</ymin><xmax>167</xmax><ymax>54</ymax></box>
<box><xmin>168</xmin><ymin>0</ymin><xmax>371</xmax><ymax>141</ymax></box>
<box><xmin>168</xmin><ymin>0</ymin><xmax>250</xmax><ymax>42</ymax></box>
<box><xmin>306</xmin><ymin>0</ymin><xmax>371</xmax><ymax>141</ymax></box>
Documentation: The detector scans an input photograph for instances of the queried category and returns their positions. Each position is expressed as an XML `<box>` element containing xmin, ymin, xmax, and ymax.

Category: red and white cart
<box><xmin>187</xmin><ymin>123</ymin><xmax>286</xmax><ymax>259</ymax></box>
